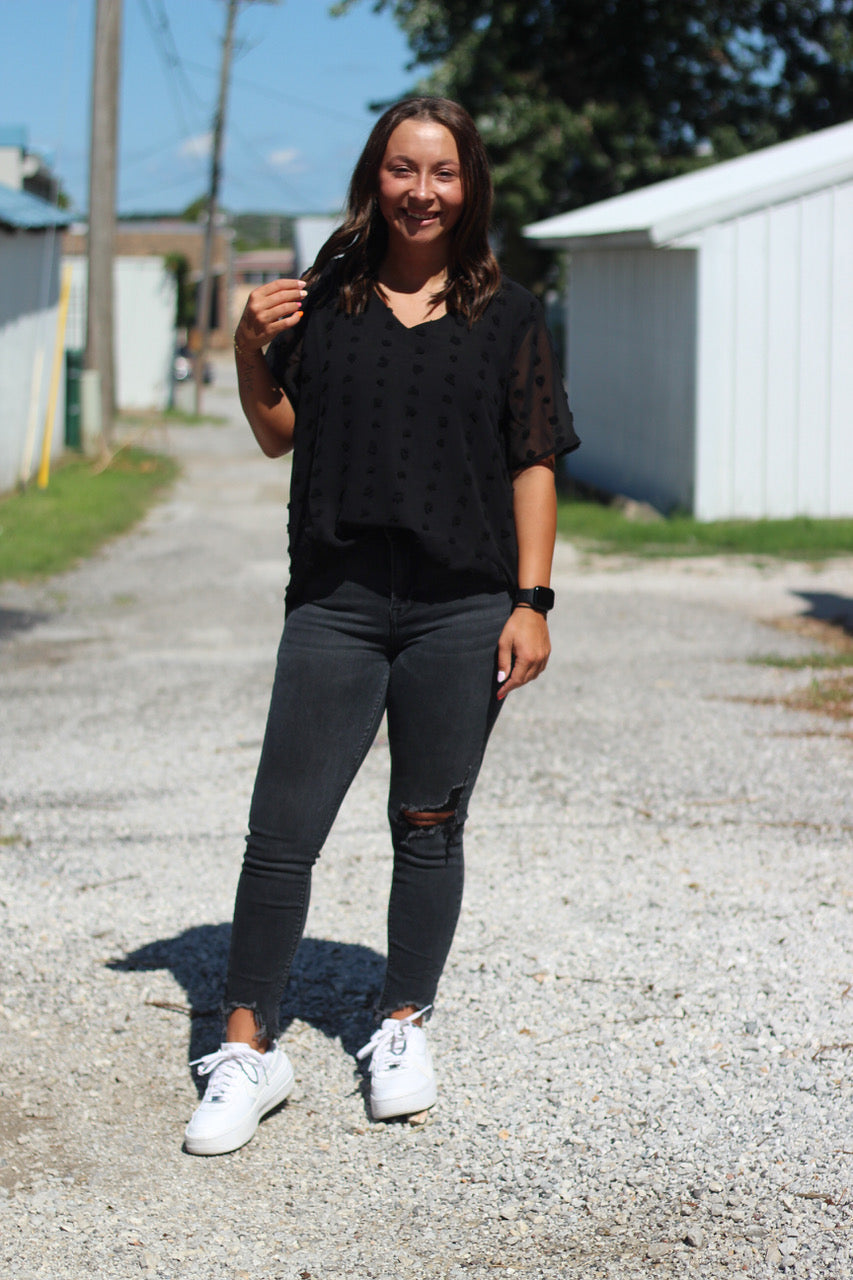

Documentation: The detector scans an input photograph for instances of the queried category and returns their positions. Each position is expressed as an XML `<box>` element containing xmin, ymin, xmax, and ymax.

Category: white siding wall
<box><xmin>66</xmin><ymin>255</ymin><xmax>176</xmax><ymax>410</ymax></box>
<box><xmin>0</xmin><ymin>229</ymin><xmax>64</xmax><ymax>492</ymax></box>
<box><xmin>694</xmin><ymin>180</ymin><xmax>853</xmax><ymax>518</ymax></box>
<box><xmin>566</xmin><ymin>247</ymin><xmax>697</xmax><ymax>512</ymax></box>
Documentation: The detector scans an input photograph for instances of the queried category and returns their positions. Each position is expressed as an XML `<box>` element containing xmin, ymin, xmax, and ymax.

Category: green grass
<box><xmin>749</xmin><ymin>649</ymin><xmax>853</xmax><ymax>721</ymax></box>
<box><xmin>557</xmin><ymin>498</ymin><xmax>853</xmax><ymax>559</ymax></box>
<box><xmin>119</xmin><ymin>406</ymin><xmax>227</xmax><ymax>427</ymax></box>
<box><xmin>750</xmin><ymin>652</ymin><xmax>853</xmax><ymax>670</ymax></box>
<box><xmin>787</xmin><ymin>674</ymin><xmax>853</xmax><ymax>719</ymax></box>
<box><xmin>0</xmin><ymin>448</ymin><xmax>179</xmax><ymax>581</ymax></box>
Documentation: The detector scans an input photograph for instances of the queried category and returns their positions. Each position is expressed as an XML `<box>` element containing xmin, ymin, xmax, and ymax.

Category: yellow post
<box><xmin>37</xmin><ymin>262</ymin><xmax>73</xmax><ymax>490</ymax></box>
<box><xmin>20</xmin><ymin>347</ymin><xmax>44</xmax><ymax>484</ymax></box>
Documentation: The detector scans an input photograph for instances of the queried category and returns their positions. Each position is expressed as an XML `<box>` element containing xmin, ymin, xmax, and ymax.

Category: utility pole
<box><xmin>86</xmin><ymin>0</ymin><xmax>122</xmax><ymax>447</ymax></box>
<box><xmin>194</xmin><ymin>0</ymin><xmax>240</xmax><ymax>414</ymax></box>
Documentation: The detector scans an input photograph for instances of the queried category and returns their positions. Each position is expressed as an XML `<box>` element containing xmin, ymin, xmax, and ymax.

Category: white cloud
<box><xmin>268</xmin><ymin>147</ymin><xmax>301</xmax><ymax>171</ymax></box>
<box><xmin>179</xmin><ymin>133</ymin><xmax>212</xmax><ymax>160</ymax></box>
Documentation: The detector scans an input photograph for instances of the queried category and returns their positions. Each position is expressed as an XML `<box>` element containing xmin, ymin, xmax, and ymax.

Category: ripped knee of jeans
<box><xmin>399</xmin><ymin>781</ymin><xmax>465</xmax><ymax>832</ymax></box>
<box><xmin>402</xmin><ymin>807</ymin><xmax>455</xmax><ymax>828</ymax></box>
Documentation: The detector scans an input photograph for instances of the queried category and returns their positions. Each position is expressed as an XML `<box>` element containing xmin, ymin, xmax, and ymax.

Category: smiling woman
<box><xmin>375</xmin><ymin>118</ymin><xmax>465</xmax><ymax>326</ymax></box>
<box><xmin>302</xmin><ymin>96</ymin><xmax>500</xmax><ymax>324</ymax></box>
<box><xmin>182</xmin><ymin>97</ymin><xmax>579</xmax><ymax>1158</ymax></box>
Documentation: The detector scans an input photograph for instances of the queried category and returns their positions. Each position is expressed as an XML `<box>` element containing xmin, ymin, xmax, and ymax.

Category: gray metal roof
<box><xmin>0</xmin><ymin>182</ymin><xmax>71</xmax><ymax>231</ymax></box>
<box><xmin>525</xmin><ymin>118</ymin><xmax>853</xmax><ymax>249</ymax></box>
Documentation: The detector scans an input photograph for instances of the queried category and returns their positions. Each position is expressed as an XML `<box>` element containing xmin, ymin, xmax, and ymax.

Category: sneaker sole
<box><xmin>370</xmin><ymin>1079</ymin><xmax>437</xmax><ymax>1121</ymax></box>
<box><xmin>184</xmin><ymin>1056</ymin><xmax>295</xmax><ymax>1156</ymax></box>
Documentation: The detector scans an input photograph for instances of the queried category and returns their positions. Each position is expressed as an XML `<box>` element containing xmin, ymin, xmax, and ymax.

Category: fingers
<box><xmin>236</xmin><ymin>278</ymin><xmax>307</xmax><ymax>352</ymax></box>
<box><xmin>496</xmin><ymin>630</ymin><xmax>513</xmax><ymax>696</ymax></box>
<box><xmin>496</xmin><ymin>610</ymin><xmax>551</xmax><ymax>701</ymax></box>
<box><xmin>498</xmin><ymin>652</ymin><xmax>548</xmax><ymax>699</ymax></box>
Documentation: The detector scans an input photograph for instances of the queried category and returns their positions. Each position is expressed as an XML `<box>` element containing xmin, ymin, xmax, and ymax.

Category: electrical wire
<box><xmin>135</xmin><ymin>0</ymin><xmax>203</xmax><ymax>137</ymax></box>
<box><xmin>180</xmin><ymin>55</ymin><xmax>359</xmax><ymax>124</ymax></box>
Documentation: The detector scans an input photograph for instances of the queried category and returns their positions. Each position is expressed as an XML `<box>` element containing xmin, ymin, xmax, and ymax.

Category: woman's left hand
<box><xmin>495</xmin><ymin>607</ymin><xmax>551</xmax><ymax>700</ymax></box>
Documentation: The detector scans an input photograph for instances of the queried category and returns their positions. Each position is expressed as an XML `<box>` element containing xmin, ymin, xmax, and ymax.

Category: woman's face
<box><xmin>377</xmin><ymin>119</ymin><xmax>465</xmax><ymax>252</ymax></box>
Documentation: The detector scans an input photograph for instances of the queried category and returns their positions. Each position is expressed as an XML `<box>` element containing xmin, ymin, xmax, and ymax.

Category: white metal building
<box><xmin>64</xmin><ymin>256</ymin><xmax>176</xmax><ymax>412</ymax></box>
<box><xmin>0</xmin><ymin>183</ymin><xmax>70</xmax><ymax>494</ymax></box>
<box><xmin>293</xmin><ymin>215</ymin><xmax>338</xmax><ymax>276</ymax></box>
<box><xmin>525</xmin><ymin>121</ymin><xmax>853</xmax><ymax>519</ymax></box>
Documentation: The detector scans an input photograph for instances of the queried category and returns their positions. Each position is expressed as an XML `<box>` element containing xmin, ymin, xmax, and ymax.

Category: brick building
<box><xmin>63</xmin><ymin>218</ymin><xmax>235</xmax><ymax>348</ymax></box>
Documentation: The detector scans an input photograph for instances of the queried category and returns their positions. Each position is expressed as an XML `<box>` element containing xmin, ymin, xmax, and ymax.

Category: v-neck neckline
<box><xmin>374</xmin><ymin>287</ymin><xmax>452</xmax><ymax>332</ymax></box>
<box><xmin>384</xmin><ymin>307</ymin><xmax>452</xmax><ymax>333</ymax></box>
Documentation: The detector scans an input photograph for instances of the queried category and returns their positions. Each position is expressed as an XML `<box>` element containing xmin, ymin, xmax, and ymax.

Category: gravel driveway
<box><xmin>2</xmin><ymin>362</ymin><xmax>852</xmax><ymax>1279</ymax></box>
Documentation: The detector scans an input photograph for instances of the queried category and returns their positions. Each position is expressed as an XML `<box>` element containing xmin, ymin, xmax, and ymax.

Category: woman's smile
<box><xmin>401</xmin><ymin>210</ymin><xmax>440</xmax><ymax>232</ymax></box>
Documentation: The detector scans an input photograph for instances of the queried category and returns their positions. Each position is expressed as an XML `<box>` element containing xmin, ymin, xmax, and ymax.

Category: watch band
<box><xmin>514</xmin><ymin>586</ymin><xmax>555</xmax><ymax>614</ymax></box>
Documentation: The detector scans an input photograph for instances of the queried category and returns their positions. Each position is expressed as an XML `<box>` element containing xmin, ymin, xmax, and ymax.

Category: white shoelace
<box><xmin>190</xmin><ymin>1043</ymin><xmax>266</xmax><ymax>1096</ymax></box>
<box><xmin>356</xmin><ymin>1006</ymin><xmax>432</xmax><ymax>1070</ymax></box>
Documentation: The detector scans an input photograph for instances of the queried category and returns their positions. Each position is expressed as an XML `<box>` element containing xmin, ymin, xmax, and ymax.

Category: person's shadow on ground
<box><xmin>107</xmin><ymin>925</ymin><xmax>385</xmax><ymax>1091</ymax></box>
<box><xmin>792</xmin><ymin>590</ymin><xmax>853</xmax><ymax>639</ymax></box>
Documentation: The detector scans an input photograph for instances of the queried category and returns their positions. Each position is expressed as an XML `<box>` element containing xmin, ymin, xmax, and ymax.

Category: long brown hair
<box><xmin>304</xmin><ymin>97</ymin><xmax>501</xmax><ymax>324</ymax></box>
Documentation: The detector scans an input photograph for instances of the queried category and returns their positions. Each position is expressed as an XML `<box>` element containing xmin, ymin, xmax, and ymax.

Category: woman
<box><xmin>185</xmin><ymin>97</ymin><xmax>578</xmax><ymax>1156</ymax></box>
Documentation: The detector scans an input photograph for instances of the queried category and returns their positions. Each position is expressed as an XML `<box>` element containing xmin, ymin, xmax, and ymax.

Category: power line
<box><xmin>227</xmin><ymin>153</ymin><xmax>316</xmax><ymax>211</ymax></box>
<box><xmin>122</xmin><ymin>131</ymin><xmax>191</xmax><ymax>166</ymax></box>
<box><xmin>135</xmin><ymin>0</ymin><xmax>202</xmax><ymax>136</ymax></box>
<box><xmin>151</xmin><ymin>0</ymin><xmax>206</xmax><ymax>108</ymax></box>
<box><xmin>180</xmin><ymin>55</ymin><xmax>360</xmax><ymax>124</ymax></box>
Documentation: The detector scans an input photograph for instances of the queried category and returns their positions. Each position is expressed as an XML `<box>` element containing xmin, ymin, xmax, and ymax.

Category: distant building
<box><xmin>63</xmin><ymin>255</ymin><xmax>176</xmax><ymax>413</ymax></box>
<box><xmin>293</xmin><ymin>215</ymin><xmax>338</xmax><ymax>276</ymax></box>
<box><xmin>231</xmin><ymin>247</ymin><xmax>295</xmax><ymax>331</ymax></box>
<box><xmin>63</xmin><ymin>217</ymin><xmax>234</xmax><ymax>348</ymax></box>
<box><xmin>525</xmin><ymin>120</ymin><xmax>853</xmax><ymax>520</ymax></box>
<box><xmin>0</xmin><ymin>125</ymin><xmax>61</xmax><ymax>205</ymax></box>
<box><xmin>0</xmin><ymin>184</ymin><xmax>71</xmax><ymax>493</ymax></box>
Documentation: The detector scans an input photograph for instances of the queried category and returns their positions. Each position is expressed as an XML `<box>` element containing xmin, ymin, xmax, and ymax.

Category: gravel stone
<box><xmin>1</xmin><ymin>356</ymin><xmax>853</xmax><ymax>1278</ymax></box>
<box><xmin>767</xmin><ymin>1240</ymin><xmax>785</xmax><ymax>1268</ymax></box>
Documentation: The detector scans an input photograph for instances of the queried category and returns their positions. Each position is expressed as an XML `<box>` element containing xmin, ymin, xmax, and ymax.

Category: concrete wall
<box><xmin>565</xmin><ymin>246</ymin><xmax>698</xmax><ymax>513</ymax></box>
<box><xmin>692</xmin><ymin>180</ymin><xmax>853</xmax><ymax>519</ymax></box>
<box><xmin>65</xmin><ymin>256</ymin><xmax>176</xmax><ymax>411</ymax></box>
<box><xmin>0</xmin><ymin>228</ymin><xmax>64</xmax><ymax>492</ymax></box>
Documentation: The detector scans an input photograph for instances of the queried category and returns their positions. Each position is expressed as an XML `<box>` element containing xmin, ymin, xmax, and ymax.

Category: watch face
<box><xmin>517</xmin><ymin>586</ymin><xmax>554</xmax><ymax>612</ymax></box>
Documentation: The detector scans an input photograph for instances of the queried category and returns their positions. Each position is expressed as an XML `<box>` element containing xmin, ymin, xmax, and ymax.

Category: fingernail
<box><xmin>295</xmin><ymin>310</ymin><xmax>303</xmax><ymax>319</ymax></box>
<box><xmin>497</xmin><ymin>670</ymin><xmax>507</xmax><ymax>683</ymax></box>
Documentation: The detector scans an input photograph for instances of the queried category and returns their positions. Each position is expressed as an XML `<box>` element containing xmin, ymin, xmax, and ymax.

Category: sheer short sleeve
<box><xmin>505</xmin><ymin>298</ymin><xmax>579</xmax><ymax>472</ymax></box>
<box><xmin>264</xmin><ymin>324</ymin><xmax>303</xmax><ymax>412</ymax></box>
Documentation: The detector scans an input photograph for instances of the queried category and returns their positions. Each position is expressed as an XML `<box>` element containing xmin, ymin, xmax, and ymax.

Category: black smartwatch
<box><xmin>514</xmin><ymin>586</ymin><xmax>555</xmax><ymax>615</ymax></box>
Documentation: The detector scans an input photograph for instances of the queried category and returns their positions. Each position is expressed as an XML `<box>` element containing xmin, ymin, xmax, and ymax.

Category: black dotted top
<box><xmin>266</xmin><ymin>268</ymin><xmax>579</xmax><ymax>603</ymax></box>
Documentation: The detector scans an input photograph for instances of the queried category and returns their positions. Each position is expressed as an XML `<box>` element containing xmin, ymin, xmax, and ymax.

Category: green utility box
<box><xmin>65</xmin><ymin>349</ymin><xmax>84</xmax><ymax>449</ymax></box>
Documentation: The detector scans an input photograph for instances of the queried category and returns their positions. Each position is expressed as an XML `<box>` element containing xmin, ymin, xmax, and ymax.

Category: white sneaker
<box><xmin>357</xmin><ymin>1007</ymin><xmax>437</xmax><ymax>1120</ymax></box>
<box><xmin>184</xmin><ymin>1042</ymin><xmax>294</xmax><ymax>1155</ymax></box>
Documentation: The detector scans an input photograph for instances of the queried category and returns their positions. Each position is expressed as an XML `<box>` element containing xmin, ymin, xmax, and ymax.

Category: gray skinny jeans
<box><xmin>223</xmin><ymin>532</ymin><xmax>512</xmax><ymax>1038</ymax></box>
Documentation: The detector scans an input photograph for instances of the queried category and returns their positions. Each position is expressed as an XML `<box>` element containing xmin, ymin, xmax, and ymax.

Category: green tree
<box><xmin>164</xmin><ymin>252</ymin><xmax>195</xmax><ymax>329</ymax></box>
<box><xmin>181</xmin><ymin>194</ymin><xmax>211</xmax><ymax>223</ymax></box>
<box><xmin>334</xmin><ymin>0</ymin><xmax>853</xmax><ymax>286</ymax></box>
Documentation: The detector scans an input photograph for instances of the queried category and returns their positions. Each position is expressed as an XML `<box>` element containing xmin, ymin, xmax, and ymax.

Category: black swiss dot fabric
<box><xmin>266</xmin><ymin>268</ymin><xmax>578</xmax><ymax>605</ymax></box>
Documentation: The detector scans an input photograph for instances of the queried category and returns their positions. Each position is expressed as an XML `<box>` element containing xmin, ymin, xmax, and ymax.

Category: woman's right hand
<box><xmin>233</xmin><ymin>278</ymin><xmax>304</xmax><ymax>458</ymax></box>
<box><xmin>234</xmin><ymin>278</ymin><xmax>307</xmax><ymax>355</ymax></box>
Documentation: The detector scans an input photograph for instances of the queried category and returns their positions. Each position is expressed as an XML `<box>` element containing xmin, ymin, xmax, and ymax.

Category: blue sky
<box><xmin>0</xmin><ymin>0</ymin><xmax>416</xmax><ymax>216</ymax></box>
